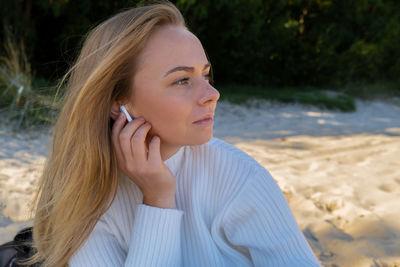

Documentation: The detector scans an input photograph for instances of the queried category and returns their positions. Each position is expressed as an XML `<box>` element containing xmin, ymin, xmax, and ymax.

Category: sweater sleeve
<box><xmin>69</xmin><ymin>204</ymin><xmax>183</xmax><ymax>267</ymax></box>
<box><xmin>222</xmin><ymin>169</ymin><xmax>321</xmax><ymax>267</ymax></box>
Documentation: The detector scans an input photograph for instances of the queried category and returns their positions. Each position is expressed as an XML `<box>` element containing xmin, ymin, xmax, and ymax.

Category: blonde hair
<box><xmin>23</xmin><ymin>1</ymin><xmax>186</xmax><ymax>266</ymax></box>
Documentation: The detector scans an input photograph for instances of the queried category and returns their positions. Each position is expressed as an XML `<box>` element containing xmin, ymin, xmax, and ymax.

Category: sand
<box><xmin>1</xmin><ymin>97</ymin><xmax>399</xmax><ymax>266</ymax></box>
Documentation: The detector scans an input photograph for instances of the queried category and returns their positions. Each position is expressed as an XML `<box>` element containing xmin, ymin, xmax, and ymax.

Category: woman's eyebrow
<box><xmin>164</xmin><ymin>62</ymin><xmax>211</xmax><ymax>77</ymax></box>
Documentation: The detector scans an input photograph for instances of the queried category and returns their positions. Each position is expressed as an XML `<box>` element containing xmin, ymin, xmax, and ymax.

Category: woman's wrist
<box><xmin>143</xmin><ymin>195</ymin><xmax>176</xmax><ymax>209</ymax></box>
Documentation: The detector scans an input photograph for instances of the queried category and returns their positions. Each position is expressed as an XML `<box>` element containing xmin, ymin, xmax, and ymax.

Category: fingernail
<box><xmin>119</xmin><ymin>112</ymin><xmax>124</xmax><ymax>119</ymax></box>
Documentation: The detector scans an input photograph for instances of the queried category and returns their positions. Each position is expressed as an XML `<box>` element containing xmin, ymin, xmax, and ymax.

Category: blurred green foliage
<box><xmin>218</xmin><ymin>84</ymin><xmax>356</xmax><ymax>112</ymax></box>
<box><xmin>177</xmin><ymin>0</ymin><xmax>400</xmax><ymax>88</ymax></box>
<box><xmin>0</xmin><ymin>30</ymin><xmax>60</xmax><ymax>130</ymax></box>
<box><xmin>0</xmin><ymin>0</ymin><xmax>399</xmax><ymax>103</ymax></box>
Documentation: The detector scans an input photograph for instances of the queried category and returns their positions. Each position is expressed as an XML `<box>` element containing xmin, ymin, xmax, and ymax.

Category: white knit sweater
<box><xmin>69</xmin><ymin>137</ymin><xmax>321</xmax><ymax>266</ymax></box>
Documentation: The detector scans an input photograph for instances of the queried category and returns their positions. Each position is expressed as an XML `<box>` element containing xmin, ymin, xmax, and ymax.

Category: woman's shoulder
<box><xmin>187</xmin><ymin>137</ymin><xmax>276</xmax><ymax>207</ymax></box>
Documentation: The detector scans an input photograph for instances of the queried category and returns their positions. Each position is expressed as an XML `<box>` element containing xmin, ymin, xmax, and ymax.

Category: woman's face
<box><xmin>125</xmin><ymin>25</ymin><xmax>220</xmax><ymax>147</ymax></box>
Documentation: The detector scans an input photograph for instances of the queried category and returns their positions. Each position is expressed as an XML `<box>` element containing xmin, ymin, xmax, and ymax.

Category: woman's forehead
<box><xmin>136</xmin><ymin>25</ymin><xmax>206</xmax><ymax>73</ymax></box>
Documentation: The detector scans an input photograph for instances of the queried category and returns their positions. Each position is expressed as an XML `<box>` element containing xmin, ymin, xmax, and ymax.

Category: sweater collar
<box><xmin>164</xmin><ymin>146</ymin><xmax>185</xmax><ymax>176</ymax></box>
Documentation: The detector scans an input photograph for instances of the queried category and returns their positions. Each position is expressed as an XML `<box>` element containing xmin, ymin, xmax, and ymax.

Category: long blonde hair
<box><xmin>23</xmin><ymin>2</ymin><xmax>186</xmax><ymax>266</ymax></box>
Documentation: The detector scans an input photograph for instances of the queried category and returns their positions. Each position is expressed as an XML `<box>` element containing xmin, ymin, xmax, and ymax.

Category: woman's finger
<box><xmin>119</xmin><ymin>117</ymin><xmax>146</xmax><ymax>165</ymax></box>
<box><xmin>131</xmin><ymin>122</ymin><xmax>152</xmax><ymax>164</ymax></box>
<box><xmin>148</xmin><ymin>135</ymin><xmax>161</xmax><ymax>164</ymax></box>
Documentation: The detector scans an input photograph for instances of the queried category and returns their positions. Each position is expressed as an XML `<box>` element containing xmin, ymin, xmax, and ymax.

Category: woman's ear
<box><xmin>110</xmin><ymin>101</ymin><xmax>121</xmax><ymax>120</ymax></box>
<box><xmin>110</xmin><ymin>101</ymin><xmax>138</xmax><ymax>121</ymax></box>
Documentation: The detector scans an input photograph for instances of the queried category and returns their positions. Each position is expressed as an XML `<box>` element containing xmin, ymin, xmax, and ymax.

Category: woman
<box><xmin>25</xmin><ymin>1</ymin><xmax>321</xmax><ymax>266</ymax></box>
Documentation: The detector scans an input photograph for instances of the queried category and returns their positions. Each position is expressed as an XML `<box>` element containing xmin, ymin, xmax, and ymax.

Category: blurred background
<box><xmin>1</xmin><ymin>1</ymin><xmax>400</xmax><ymax>266</ymax></box>
<box><xmin>1</xmin><ymin>0</ymin><xmax>399</xmax><ymax>129</ymax></box>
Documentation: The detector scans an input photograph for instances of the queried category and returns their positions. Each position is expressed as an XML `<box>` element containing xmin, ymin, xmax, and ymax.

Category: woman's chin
<box><xmin>190</xmin><ymin>132</ymin><xmax>214</xmax><ymax>145</ymax></box>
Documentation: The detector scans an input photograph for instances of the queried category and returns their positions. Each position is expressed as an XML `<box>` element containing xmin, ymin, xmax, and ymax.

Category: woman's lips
<box><xmin>193</xmin><ymin>113</ymin><xmax>214</xmax><ymax>123</ymax></box>
<box><xmin>193</xmin><ymin>118</ymin><xmax>214</xmax><ymax>126</ymax></box>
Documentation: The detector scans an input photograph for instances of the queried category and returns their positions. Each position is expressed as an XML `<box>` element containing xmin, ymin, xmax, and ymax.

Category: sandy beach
<box><xmin>1</xmin><ymin>97</ymin><xmax>399</xmax><ymax>266</ymax></box>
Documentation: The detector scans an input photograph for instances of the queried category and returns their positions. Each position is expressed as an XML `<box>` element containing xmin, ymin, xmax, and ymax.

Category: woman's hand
<box><xmin>111</xmin><ymin>112</ymin><xmax>176</xmax><ymax>209</ymax></box>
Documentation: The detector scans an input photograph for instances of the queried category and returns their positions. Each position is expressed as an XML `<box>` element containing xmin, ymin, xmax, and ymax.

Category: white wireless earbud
<box><xmin>120</xmin><ymin>104</ymin><xmax>133</xmax><ymax>122</ymax></box>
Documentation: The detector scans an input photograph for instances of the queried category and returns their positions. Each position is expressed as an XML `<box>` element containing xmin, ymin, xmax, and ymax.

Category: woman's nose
<box><xmin>199</xmin><ymin>82</ymin><xmax>220</xmax><ymax>104</ymax></box>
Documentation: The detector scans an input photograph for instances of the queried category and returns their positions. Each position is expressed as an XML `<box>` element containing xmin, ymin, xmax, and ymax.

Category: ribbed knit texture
<box><xmin>69</xmin><ymin>137</ymin><xmax>321</xmax><ymax>267</ymax></box>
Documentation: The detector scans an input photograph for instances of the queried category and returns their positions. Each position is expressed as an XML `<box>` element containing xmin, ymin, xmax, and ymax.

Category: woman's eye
<box><xmin>204</xmin><ymin>73</ymin><xmax>211</xmax><ymax>81</ymax></box>
<box><xmin>174</xmin><ymin>73</ymin><xmax>212</xmax><ymax>86</ymax></box>
<box><xmin>175</xmin><ymin>78</ymin><xmax>190</xmax><ymax>86</ymax></box>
